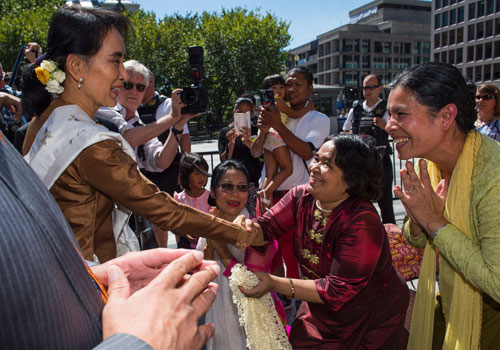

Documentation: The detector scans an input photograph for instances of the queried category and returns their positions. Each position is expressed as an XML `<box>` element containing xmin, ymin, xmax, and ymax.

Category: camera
<box><xmin>259</xmin><ymin>89</ymin><xmax>275</xmax><ymax>107</ymax></box>
<box><xmin>180</xmin><ymin>46</ymin><xmax>209</xmax><ymax>114</ymax></box>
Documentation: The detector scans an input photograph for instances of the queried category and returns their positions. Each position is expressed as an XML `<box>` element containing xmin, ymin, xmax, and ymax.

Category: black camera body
<box><xmin>180</xmin><ymin>46</ymin><xmax>209</xmax><ymax>114</ymax></box>
<box><xmin>259</xmin><ymin>89</ymin><xmax>275</xmax><ymax>107</ymax></box>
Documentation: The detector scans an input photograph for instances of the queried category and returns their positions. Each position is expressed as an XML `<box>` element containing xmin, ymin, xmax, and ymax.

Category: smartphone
<box><xmin>259</xmin><ymin>89</ymin><xmax>275</xmax><ymax>107</ymax></box>
<box><xmin>234</xmin><ymin>111</ymin><xmax>251</xmax><ymax>135</ymax></box>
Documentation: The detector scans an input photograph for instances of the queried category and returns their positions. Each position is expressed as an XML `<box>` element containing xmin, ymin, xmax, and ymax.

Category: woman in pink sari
<box><xmin>197</xmin><ymin>159</ymin><xmax>285</xmax><ymax>349</ymax></box>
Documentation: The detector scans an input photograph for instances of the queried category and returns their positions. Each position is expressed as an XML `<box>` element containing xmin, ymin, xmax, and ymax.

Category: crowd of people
<box><xmin>1</xmin><ymin>3</ymin><xmax>500</xmax><ymax>350</ymax></box>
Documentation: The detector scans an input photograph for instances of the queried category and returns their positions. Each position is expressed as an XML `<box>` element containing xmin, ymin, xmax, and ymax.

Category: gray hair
<box><xmin>124</xmin><ymin>60</ymin><xmax>149</xmax><ymax>87</ymax></box>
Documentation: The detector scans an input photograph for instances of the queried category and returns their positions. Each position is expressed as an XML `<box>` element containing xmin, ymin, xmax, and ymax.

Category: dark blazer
<box><xmin>0</xmin><ymin>132</ymin><xmax>151</xmax><ymax>349</ymax></box>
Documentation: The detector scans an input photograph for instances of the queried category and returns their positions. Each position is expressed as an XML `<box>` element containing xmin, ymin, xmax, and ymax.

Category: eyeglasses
<box><xmin>362</xmin><ymin>85</ymin><xmax>381</xmax><ymax>90</ymax></box>
<box><xmin>475</xmin><ymin>94</ymin><xmax>495</xmax><ymax>101</ymax></box>
<box><xmin>123</xmin><ymin>81</ymin><xmax>146</xmax><ymax>92</ymax></box>
<box><xmin>217</xmin><ymin>183</ymin><xmax>249</xmax><ymax>193</ymax></box>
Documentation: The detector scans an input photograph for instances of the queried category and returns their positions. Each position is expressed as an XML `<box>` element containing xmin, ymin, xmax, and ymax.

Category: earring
<box><xmin>77</xmin><ymin>78</ymin><xmax>83</xmax><ymax>89</ymax></box>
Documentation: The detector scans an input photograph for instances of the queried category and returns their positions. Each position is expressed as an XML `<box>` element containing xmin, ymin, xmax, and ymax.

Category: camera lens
<box><xmin>181</xmin><ymin>87</ymin><xmax>199</xmax><ymax>105</ymax></box>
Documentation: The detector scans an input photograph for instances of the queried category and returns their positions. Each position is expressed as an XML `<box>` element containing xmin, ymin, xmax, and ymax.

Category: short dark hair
<box><xmin>324</xmin><ymin>134</ymin><xmax>383</xmax><ymax>201</ymax></box>
<box><xmin>179</xmin><ymin>153</ymin><xmax>209</xmax><ymax>190</ymax></box>
<box><xmin>240</xmin><ymin>92</ymin><xmax>256</xmax><ymax>107</ymax></box>
<box><xmin>210</xmin><ymin>159</ymin><xmax>249</xmax><ymax>192</ymax></box>
<box><xmin>286</xmin><ymin>66</ymin><xmax>313</xmax><ymax>86</ymax></box>
<box><xmin>477</xmin><ymin>83</ymin><xmax>500</xmax><ymax>116</ymax></box>
<box><xmin>364</xmin><ymin>73</ymin><xmax>381</xmax><ymax>86</ymax></box>
<box><xmin>233</xmin><ymin>97</ymin><xmax>254</xmax><ymax>111</ymax></box>
<box><xmin>261</xmin><ymin>74</ymin><xmax>285</xmax><ymax>89</ymax></box>
<box><xmin>390</xmin><ymin>62</ymin><xmax>476</xmax><ymax>134</ymax></box>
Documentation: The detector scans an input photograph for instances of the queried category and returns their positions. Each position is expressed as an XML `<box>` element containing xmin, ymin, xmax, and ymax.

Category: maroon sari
<box><xmin>256</xmin><ymin>185</ymin><xmax>409</xmax><ymax>349</ymax></box>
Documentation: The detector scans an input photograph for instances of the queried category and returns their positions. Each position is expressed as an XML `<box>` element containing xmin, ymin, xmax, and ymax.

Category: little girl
<box><xmin>173</xmin><ymin>152</ymin><xmax>210</xmax><ymax>249</ymax></box>
<box><xmin>256</xmin><ymin>74</ymin><xmax>313</xmax><ymax>210</ymax></box>
<box><xmin>196</xmin><ymin>160</ymin><xmax>285</xmax><ymax>350</ymax></box>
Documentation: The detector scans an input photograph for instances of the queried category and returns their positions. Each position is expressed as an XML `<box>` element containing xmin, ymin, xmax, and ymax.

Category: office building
<box><xmin>432</xmin><ymin>0</ymin><xmax>500</xmax><ymax>84</ymax></box>
<box><xmin>289</xmin><ymin>0</ymin><xmax>432</xmax><ymax>88</ymax></box>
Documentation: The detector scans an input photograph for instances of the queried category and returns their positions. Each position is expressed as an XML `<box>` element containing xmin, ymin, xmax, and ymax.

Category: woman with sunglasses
<box><xmin>474</xmin><ymin>84</ymin><xmax>500</xmax><ymax>142</ymax></box>
<box><xmin>239</xmin><ymin>135</ymin><xmax>409</xmax><ymax>349</ymax></box>
<box><xmin>21</xmin><ymin>5</ymin><xmax>254</xmax><ymax>264</ymax></box>
<box><xmin>197</xmin><ymin>159</ymin><xmax>284</xmax><ymax>350</ymax></box>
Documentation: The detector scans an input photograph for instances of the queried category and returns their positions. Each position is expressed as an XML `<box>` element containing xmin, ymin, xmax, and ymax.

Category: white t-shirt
<box><xmin>261</xmin><ymin>110</ymin><xmax>330</xmax><ymax>191</ymax></box>
<box><xmin>343</xmin><ymin>99</ymin><xmax>389</xmax><ymax>132</ymax></box>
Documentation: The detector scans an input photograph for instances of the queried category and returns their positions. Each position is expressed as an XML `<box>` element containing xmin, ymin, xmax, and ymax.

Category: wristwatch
<box><xmin>172</xmin><ymin>127</ymin><xmax>184</xmax><ymax>135</ymax></box>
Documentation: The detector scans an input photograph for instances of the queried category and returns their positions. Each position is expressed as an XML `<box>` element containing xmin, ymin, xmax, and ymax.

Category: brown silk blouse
<box><xmin>23</xmin><ymin>99</ymin><xmax>246</xmax><ymax>262</ymax></box>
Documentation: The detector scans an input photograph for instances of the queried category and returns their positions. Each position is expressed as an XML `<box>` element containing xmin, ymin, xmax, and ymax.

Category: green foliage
<box><xmin>199</xmin><ymin>8</ymin><xmax>290</xmax><ymax>123</ymax></box>
<box><xmin>126</xmin><ymin>7</ymin><xmax>290</xmax><ymax>124</ymax></box>
<box><xmin>0</xmin><ymin>0</ymin><xmax>64</xmax><ymax>69</ymax></box>
<box><xmin>1</xmin><ymin>2</ymin><xmax>290</xmax><ymax>125</ymax></box>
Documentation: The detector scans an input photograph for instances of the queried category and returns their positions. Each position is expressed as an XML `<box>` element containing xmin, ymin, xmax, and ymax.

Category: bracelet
<box><xmin>287</xmin><ymin>278</ymin><xmax>295</xmax><ymax>300</ymax></box>
<box><xmin>430</xmin><ymin>224</ymin><xmax>447</xmax><ymax>240</ymax></box>
<box><xmin>172</xmin><ymin>127</ymin><xmax>184</xmax><ymax>135</ymax></box>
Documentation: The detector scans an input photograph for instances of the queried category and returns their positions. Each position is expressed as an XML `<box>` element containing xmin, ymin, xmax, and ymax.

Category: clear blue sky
<box><xmin>137</xmin><ymin>0</ymin><xmax>372</xmax><ymax>49</ymax></box>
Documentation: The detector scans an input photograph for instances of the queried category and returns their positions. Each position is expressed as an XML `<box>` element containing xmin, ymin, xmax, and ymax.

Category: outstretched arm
<box><xmin>240</xmin><ymin>272</ymin><xmax>323</xmax><ymax>303</ymax></box>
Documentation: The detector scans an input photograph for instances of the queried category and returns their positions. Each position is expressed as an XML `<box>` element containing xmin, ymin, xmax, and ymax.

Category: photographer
<box><xmin>138</xmin><ymin>69</ymin><xmax>191</xmax><ymax>196</ymax></box>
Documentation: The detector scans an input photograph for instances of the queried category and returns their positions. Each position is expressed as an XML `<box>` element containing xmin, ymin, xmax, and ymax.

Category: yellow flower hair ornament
<box><xmin>35</xmin><ymin>59</ymin><xmax>66</xmax><ymax>94</ymax></box>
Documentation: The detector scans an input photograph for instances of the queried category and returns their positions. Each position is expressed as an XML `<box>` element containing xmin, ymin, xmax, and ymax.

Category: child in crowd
<box><xmin>196</xmin><ymin>160</ymin><xmax>285</xmax><ymax>350</ymax></box>
<box><xmin>173</xmin><ymin>152</ymin><xmax>210</xmax><ymax>249</ymax></box>
<box><xmin>258</xmin><ymin>74</ymin><xmax>313</xmax><ymax>210</ymax></box>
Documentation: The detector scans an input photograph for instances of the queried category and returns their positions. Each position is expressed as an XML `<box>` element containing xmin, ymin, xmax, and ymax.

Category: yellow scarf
<box><xmin>408</xmin><ymin>130</ymin><xmax>482</xmax><ymax>350</ymax></box>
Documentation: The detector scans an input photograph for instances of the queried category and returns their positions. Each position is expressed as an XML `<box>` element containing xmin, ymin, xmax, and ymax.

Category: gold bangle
<box><xmin>287</xmin><ymin>278</ymin><xmax>295</xmax><ymax>300</ymax></box>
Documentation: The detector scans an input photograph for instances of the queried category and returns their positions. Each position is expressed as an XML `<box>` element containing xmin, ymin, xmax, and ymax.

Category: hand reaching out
<box><xmin>24</xmin><ymin>42</ymin><xmax>43</xmax><ymax>63</ymax></box>
<box><xmin>102</xmin><ymin>250</ymin><xmax>220</xmax><ymax>349</ymax></box>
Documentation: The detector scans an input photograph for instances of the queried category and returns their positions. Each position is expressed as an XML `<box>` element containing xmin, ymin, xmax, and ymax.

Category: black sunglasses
<box><xmin>475</xmin><ymin>94</ymin><xmax>494</xmax><ymax>101</ymax></box>
<box><xmin>362</xmin><ymin>85</ymin><xmax>381</xmax><ymax>90</ymax></box>
<box><xmin>123</xmin><ymin>81</ymin><xmax>146</xmax><ymax>92</ymax></box>
<box><xmin>217</xmin><ymin>183</ymin><xmax>249</xmax><ymax>193</ymax></box>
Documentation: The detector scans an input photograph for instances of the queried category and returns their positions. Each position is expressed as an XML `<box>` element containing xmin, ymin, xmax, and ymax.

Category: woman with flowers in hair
<box><xmin>21</xmin><ymin>4</ymin><xmax>255</xmax><ymax>264</ymax></box>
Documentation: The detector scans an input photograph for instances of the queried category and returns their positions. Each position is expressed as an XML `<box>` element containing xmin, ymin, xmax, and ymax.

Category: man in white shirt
<box><xmin>251</xmin><ymin>66</ymin><xmax>330</xmax><ymax>281</ymax></box>
<box><xmin>343</xmin><ymin>74</ymin><xmax>395</xmax><ymax>224</ymax></box>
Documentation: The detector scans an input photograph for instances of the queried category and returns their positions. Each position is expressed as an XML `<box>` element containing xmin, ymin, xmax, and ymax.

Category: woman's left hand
<box><xmin>238</xmin><ymin>271</ymin><xmax>274</xmax><ymax>298</ymax></box>
<box><xmin>394</xmin><ymin>159</ymin><xmax>449</xmax><ymax>234</ymax></box>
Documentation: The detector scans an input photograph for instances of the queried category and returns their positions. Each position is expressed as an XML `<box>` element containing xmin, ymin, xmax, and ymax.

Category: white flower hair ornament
<box><xmin>35</xmin><ymin>59</ymin><xmax>66</xmax><ymax>94</ymax></box>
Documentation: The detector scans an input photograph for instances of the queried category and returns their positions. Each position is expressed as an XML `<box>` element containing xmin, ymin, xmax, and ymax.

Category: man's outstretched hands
<box><xmin>101</xmin><ymin>249</ymin><xmax>220</xmax><ymax>350</ymax></box>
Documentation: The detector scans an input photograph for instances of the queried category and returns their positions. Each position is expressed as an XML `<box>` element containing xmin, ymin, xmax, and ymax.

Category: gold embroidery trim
<box><xmin>301</xmin><ymin>249</ymin><xmax>319</xmax><ymax>264</ymax></box>
<box><xmin>308</xmin><ymin>229</ymin><xmax>324</xmax><ymax>244</ymax></box>
<box><xmin>300</xmin><ymin>264</ymin><xmax>320</xmax><ymax>278</ymax></box>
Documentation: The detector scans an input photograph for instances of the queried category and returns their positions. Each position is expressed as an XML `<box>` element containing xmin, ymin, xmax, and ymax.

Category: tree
<box><xmin>0</xmin><ymin>0</ymin><xmax>64</xmax><ymax>69</ymax></box>
<box><xmin>1</xmin><ymin>2</ymin><xmax>291</xmax><ymax>126</ymax></box>
<box><xmin>199</xmin><ymin>8</ymin><xmax>290</xmax><ymax>124</ymax></box>
<box><xmin>126</xmin><ymin>7</ymin><xmax>290</xmax><ymax>125</ymax></box>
